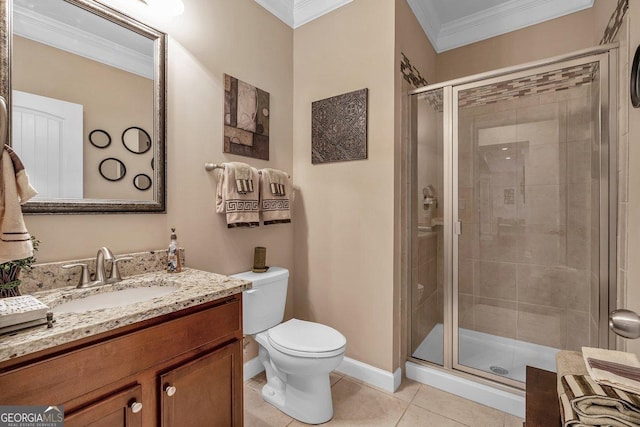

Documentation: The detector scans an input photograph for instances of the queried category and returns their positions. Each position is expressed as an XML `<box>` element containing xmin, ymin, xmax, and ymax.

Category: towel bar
<box><xmin>204</xmin><ymin>162</ymin><xmax>290</xmax><ymax>178</ymax></box>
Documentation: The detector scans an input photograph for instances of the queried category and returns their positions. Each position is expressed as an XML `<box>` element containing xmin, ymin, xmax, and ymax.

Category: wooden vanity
<box><xmin>525</xmin><ymin>366</ymin><xmax>561</xmax><ymax>427</ymax></box>
<box><xmin>0</xmin><ymin>268</ymin><xmax>249</xmax><ymax>427</ymax></box>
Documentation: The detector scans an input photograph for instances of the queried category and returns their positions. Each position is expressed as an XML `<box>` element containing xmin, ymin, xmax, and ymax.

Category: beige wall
<box><xmin>24</xmin><ymin>0</ymin><xmax>294</xmax><ymax>314</ymax></box>
<box><xmin>13</xmin><ymin>36</ymin><xmax>154</xmax><ymax>200</ymax></box>
<box><xmin>293</xmin><ymin>0</ymin><xmax>396</xmax><ymax>372</ymax></box>
<box><xmin>435</xmin><ymin>8</ymin><xmax>597</xmax><ymax>83</ymax></box>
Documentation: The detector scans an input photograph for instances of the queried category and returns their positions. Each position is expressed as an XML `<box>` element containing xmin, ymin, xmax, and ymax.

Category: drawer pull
<box><xmin>165</xmin><ymin>385</ymin><xmax>177</xmax><ymax>397</ymax></box>
<box><xmin>130</xmin><ymin>401</ymin><xmax>143</xmax><ymax>414</ymax></box>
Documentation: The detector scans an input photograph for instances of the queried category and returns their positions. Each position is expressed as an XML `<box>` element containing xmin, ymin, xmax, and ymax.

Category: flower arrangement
<box><xmin>0</xmin><ymin>236</ymin><xmax>39</xmax><ymax>298</ymax></box>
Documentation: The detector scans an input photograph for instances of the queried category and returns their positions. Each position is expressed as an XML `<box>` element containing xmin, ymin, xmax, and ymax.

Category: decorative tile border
<box><xmin>458</xmin><ymin>63</ymin><xmax>596</xmax><ymax>109</ymax></box>
<box><xmin>420</xmin><ymin>63</ymin><xmax>597</xmax><ymax>111</ymax></box>
<box><xmin>600</xmin><ymin>0</ymin><xmax>628</xmax><ymax>45</ymax></box>
<box><xmin>400</xmin><ymin>52</ymin><xmax>428</xmax><ymax>88</ymax></box>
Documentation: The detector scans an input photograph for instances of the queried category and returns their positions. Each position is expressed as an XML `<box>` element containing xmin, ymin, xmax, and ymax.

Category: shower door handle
<box><xmin>609</xmin><ymin>309</ymin><xmax>640</xmax><ymax>339</ymax></box>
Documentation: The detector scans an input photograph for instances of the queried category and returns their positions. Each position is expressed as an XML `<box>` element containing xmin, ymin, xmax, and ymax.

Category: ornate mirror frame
<box><xmin>0</xmin><ymin>0</ymin><xmax>167</xmax><ymax>214</ymax></box>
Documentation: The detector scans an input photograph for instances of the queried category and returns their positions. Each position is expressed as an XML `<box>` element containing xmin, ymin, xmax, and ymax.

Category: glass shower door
<box><xmin>453</xmin><ymin>57</ymin><xmax>608</xmax><ymax>385</ymax></box>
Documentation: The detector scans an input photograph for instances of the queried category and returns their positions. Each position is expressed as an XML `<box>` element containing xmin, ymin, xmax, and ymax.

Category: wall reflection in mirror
<box><xmin>6</xmin><ymin>0</ymin><xmax>166</xmax><ymax>212</ymax></box>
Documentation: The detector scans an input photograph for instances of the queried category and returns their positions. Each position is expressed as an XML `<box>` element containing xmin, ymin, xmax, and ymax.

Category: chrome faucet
<box><xmin>62</xmin><ymin>247</ymin><xmax>133</xmax><ymax>288</ymax></box>
<box><xmin>94</xmin><ymin>247</ymin><xmax>115</xmax><ymax>285</ymax></box>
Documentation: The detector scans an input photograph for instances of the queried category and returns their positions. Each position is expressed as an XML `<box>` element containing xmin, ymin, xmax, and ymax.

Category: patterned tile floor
<box><xmin>244</xmin><ymin>372</ymin><xmax>524</xmax><ymax>426</ymax></box>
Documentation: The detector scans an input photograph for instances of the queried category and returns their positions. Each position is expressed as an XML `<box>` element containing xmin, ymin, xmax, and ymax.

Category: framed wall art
<box><xmin>224</xmin><ymin>74</ymin><xmax>270</xmax><ymax>160</ymax></box>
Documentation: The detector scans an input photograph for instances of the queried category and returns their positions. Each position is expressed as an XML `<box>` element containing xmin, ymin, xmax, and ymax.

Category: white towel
<box><xmin>259</xmin><ymin>168</ymin><xmax>291</xmax><ymax>225</ymax></box>
<box><xmin>215</xmin><ymin>162</ymin><xmax>259</xmax><ymax>228</ymax></box>
<box><xmin>583</xmin><ymin>347</ymin><xmax>640</xmax><ymax>395</ymax></box>
<box><xmin>0</xmin><ymin>145</ymin><xmax>37</xmax><ymax>263</ymax></box>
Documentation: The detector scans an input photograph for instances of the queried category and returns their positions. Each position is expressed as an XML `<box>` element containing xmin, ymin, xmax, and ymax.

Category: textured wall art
<box><xmin>224</xmin><ymin>74</ymin><xmax>270</xmax><ymax>160</ymax></box>
<box><xmin>311</xmin><ymin>88</ymin><xmax>368</xmax><ymax>164</ymax></box>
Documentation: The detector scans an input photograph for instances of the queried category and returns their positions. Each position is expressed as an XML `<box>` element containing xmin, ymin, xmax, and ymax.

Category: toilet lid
<box><xmin>268</xmin><ymin>319</ymin><xmax>346</xmax><ymax>357</ymax></box>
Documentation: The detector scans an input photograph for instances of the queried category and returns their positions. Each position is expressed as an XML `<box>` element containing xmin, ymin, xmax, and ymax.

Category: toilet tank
<box><xmin>231</xmin><ymin>267</ymin><xmax>289</xmax><ymax>335</ymax></box>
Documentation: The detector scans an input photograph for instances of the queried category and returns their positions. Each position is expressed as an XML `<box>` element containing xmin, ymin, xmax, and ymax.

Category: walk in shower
<box><xmin>407</xmin><ymin>46</ymin><xmax>617</xmax><ymax>393</ymax></box>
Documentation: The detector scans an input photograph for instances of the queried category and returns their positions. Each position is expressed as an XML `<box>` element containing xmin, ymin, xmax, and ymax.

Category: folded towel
<box><xmin>258</xmin><ymin>168</ymin><xmax>291</xmax><ymax>225</ymax></box>
<box><xmin>215</xmin><ymin>163</ymin><xmax>259</xmax><ymax>228</ymax></box>
<box><xmin>561</xmin><ymin>373</ymin><xmax>640</xmax><ymax>427</ymax></box>
<box><xmin>583</xmin><ymin>347</ymin><xmax>640</xmax><ymax>395</ymax></box>
<box><xmin>0</xmin><ymin>145</ymin><xmax>37</xmax><ymax>263</ymax></box>
<box><xmin>558</xmin><ymin>350</ymin><xmax>590</xmax><ymax>399</ymax></box>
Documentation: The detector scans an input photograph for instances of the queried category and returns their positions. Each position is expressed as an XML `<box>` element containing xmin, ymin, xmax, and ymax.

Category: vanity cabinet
<box><xmin>161</xmin><ymin>342</ymin><xmax>242</xmax><ymax>426</ymax></box>
<box><xmin>0</xmin><ymin>294</ymin><xmax>243</xmax><ymax>426</ymax></box>
<box><xmin>64</xmin><ymin>385</ymin><xmax>143</xmax><ymax>427</ymax></box>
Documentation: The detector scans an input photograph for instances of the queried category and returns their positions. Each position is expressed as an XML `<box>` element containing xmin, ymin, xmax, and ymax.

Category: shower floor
<box><xmin>412</xmin><ymin>323</ymin><xmax>560</xmax><ymax>383</ymax></box>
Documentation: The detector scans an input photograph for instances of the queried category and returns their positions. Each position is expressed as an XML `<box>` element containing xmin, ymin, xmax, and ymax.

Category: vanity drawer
<box><xmin>0</xmin><ymin>296</ymin><xmax>241</xmax><ymax>405</ymax></box>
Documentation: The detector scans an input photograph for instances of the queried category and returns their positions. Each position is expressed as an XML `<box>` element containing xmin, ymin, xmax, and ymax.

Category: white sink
<box><xmin>52</xmin><ymin>286</ymin><xmax>178</xmax><ymax>314</ymax></box>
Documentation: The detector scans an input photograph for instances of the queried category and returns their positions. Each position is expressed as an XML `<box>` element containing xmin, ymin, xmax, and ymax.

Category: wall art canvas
<box><xmin>224</xmin><ymin>74</ymin><xmax>270</xmax><ymax>160</ymax></box>
<box><xmin>311</xmin><ymin>88</ymin><xmax>368</xmax><ymax>164</ymax></box>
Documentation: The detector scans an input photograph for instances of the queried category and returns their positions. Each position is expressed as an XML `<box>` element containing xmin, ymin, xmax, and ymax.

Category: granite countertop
<box><xmin>0</xmin><ymin>268</ymin><xmax>251</xmax><ymax>363</ymax></box>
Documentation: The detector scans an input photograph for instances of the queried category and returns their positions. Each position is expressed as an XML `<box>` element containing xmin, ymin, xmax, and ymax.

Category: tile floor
<box><xmin>244</xmin><ymin>372</ymin><xmax>524</xmax><ymax>427</ymax></box>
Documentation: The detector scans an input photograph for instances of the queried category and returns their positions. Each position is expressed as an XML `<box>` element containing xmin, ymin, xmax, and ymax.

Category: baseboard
<box><xmin>244</xmin><ymin>356</ymin><xmax>265</xmax><ymax>382</ymax></box>
<box><xmin>336</xmin><ymin>357</ymin><xmax>402</xmax><ymax>393</ymax></box>
<box><xmin>243</xmin><ymin>355</ymin><xmax>401</xmax><ymax>393</ymax></box>
<box><xmin>406</xmin><ymin>361</ymin><xmax>524</xmax><ymax>418</ymax></box>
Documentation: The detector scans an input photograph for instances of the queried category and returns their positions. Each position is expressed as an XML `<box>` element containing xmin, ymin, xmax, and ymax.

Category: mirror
<box><xmin>1</xmin><ymin>0</ymin><xmax>166</xmax><ymax>213</ymax></box>
<box><xmin>122</xmin><ymin>126</ymin><xmax>152</xmax><ymax>154</ymax></box>
<box><xmin>133</xmin><ymin>173</ymin><xmax>152</xmax><ymax>191</ymax></box>
<box><xmin>99</xmin><ymin>158</ymin><xmax>126</xmax><ymax>182</ymax></box>
<box><xmin>89</xmin><ymin>129</ymin><xmax>111</xmax><ymax>149</ymax></box>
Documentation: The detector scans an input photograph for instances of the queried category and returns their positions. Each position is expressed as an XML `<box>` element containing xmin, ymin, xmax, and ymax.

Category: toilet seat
<box><xmin>268</xmin><ymin>319</ymin><xmax>346</xmax><ymax>358</ymax></box>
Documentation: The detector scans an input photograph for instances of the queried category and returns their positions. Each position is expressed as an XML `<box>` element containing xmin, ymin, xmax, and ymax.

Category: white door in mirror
<box><xmin>12</xmin><ymin>90</ymin><xmax>83</xmax><ymax>199</ymax></box>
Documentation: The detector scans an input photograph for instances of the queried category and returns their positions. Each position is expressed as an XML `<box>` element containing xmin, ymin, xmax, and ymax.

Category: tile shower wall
<box><xmin>457</xmin><ymin>81</ymin><xmax>597</xmax><ymax>351</ymax></box>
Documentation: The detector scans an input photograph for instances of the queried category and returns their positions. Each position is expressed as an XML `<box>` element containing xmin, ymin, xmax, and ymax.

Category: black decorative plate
<box><xmin>632</xmin><ymin>45</ymin><xmax>640</xmax><ymax>108</ymax></box>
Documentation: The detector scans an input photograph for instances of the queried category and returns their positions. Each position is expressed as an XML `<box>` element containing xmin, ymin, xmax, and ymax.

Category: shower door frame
<box><xmin>407</xmin><ymin>44</ymin><xmax>619</xmax><ymax>390</ymax></box>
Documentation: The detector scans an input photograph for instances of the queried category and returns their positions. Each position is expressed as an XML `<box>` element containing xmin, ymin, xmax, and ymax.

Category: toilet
<box><xmin>232</xmin><ymin>267</ymin><xmax>346</xmax><ymax>424</ymax></box>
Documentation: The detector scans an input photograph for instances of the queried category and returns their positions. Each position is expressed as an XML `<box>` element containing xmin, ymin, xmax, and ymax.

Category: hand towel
<box><xmin>259</xmin><ymin>168</ymin><xmax>291</xmax><ymax>225</ymax></box>
<box><xmin>582</xmin><ymin>347</ymin><xmax>640</xmax><ymax>395</ymax></box>
<box><xmin>560</xmin><ymin>373</ymin><xmax>640</xmax><ymax>427</ymax></box>
<box><xmin>215</xmin><ymin>162</ymin><xmax>259</xmax><ymax>228</ymax></box>
<box><xmin>0</xmin><ymin>145</ymin><xmax>37</xmax><ymax>263</ymax></box>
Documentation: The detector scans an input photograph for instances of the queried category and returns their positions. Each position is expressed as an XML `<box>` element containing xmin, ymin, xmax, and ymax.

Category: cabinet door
<box><xmin>161</xmin><ymin>341</ymin><xmax>242</xmax><ymax>427</ymax></box>
<box><xmin>64</xmin><ymin>385</ymin><xmax>142</xmax><ymax>427</ymax></box>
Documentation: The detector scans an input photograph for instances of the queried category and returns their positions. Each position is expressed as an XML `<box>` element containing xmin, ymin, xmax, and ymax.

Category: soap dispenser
<box><xmin>167</xmin><ymin>228</ymin><xmax>182</xmax><ymax>273</ymax></box>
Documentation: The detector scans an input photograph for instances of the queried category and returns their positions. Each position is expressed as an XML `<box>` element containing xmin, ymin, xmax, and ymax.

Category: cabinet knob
<box><xmin>165</xmin><ymin>385</ymin><xmax>177</xmax><ymax>397</ymax></box>
<box><xmin>129</xmin><ymin>401</ymin><xmax>143</xmax><ymax>414</ymax></box>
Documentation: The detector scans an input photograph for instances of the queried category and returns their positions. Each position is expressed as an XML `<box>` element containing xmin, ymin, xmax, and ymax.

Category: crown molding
<box><xmin>294</xmin><ymin>0</ymin><xmax>353</xmax><ymax>28</ymax></box>
<box><xmin>255</xmin><ymin>0</ymin><xmax>294</xmax><ymax>27</ymax></box>
<box><xmin>410</xmin><ymin>0</ymin><xmax>594</xmax><ymax>53</ymax></box>
<box><xmin>13</xmin><ymin>5</ymin><xmax>153</xmax><ymax>79</ymax></box>
<box><xmin>255</xmin><ymin>0</ymin><xmax>352</xmax><ymax>29</ymax></box>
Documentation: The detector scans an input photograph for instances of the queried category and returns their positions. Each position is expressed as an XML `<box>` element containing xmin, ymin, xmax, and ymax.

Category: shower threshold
<box><xmin>412</xmin><ymin>323</ymin><xmax>560</xmax><ymax>383</ymax></box>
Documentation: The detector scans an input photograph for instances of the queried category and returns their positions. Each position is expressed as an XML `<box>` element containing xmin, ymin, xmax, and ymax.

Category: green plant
<box><xmin>0</xmin><ymin>236</ymin><xmax>39</xmax><ymax>297</ymax></box>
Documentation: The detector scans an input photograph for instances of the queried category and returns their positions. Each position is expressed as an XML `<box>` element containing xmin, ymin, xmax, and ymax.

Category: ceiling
<box><xmin>256</xmin><ymin>0</ymin><xmax>595</xmax><ymax>52</ymax></box>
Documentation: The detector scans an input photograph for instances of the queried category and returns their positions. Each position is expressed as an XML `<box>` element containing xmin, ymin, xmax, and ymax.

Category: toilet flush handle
<box><xmin>245</xmin><ymin>289</ymin><xmax>257</xmax><ymax>294</ymax></box>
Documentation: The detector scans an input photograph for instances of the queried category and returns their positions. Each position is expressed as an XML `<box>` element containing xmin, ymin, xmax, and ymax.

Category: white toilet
<box><xmin>232</xmin><ymin>267</ymin><xmax>346</xmax><ymax>424</ymax></box>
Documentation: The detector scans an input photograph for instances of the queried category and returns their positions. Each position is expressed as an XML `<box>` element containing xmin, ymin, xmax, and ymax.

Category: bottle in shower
<box><xmin>167</xmin><ymin>228</ymin><xmax>182</xmax><ymax>273</ymax></box>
